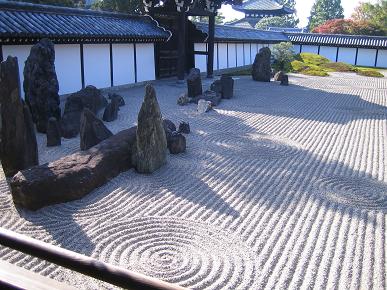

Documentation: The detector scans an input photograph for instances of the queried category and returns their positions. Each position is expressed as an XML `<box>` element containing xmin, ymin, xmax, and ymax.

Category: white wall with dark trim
<box><xmin>2</xmin><ymin>42</ymin><xmax>156</xmax><ymax>96</ymax></box>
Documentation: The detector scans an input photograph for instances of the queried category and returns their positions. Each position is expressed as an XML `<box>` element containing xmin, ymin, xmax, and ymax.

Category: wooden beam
<box><xmin>0</xmin><ymin>227</ymin><xmax>187</xmax><ymax>290</ymax></box>
<box><xmin>207</xmin><ymin>14</ymin><xmax>215</xmax><ymax>78</ymax></box>
<box><xmin>177</xmin><ymin>12</ymin><xmax>186</xmax><ymax>80</ymax></box>
<box><xmin>80</xmin><ymin>44</ymin><xmax>85</xmax><ymax>89</ymax></box>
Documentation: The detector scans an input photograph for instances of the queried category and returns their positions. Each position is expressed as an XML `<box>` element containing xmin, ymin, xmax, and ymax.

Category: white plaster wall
<box><xmin>357</xmin><ymin>48</ymin><xmax>377</xmax><ymax>67</ymax></box>
<box><xmin>236</xmin><ymin>43</ymin><xmax>244</xmax><ymax>67</ymax></box>
<box><xmin>218</xmin><ymin>43</ymin><xmax>228</xmax><ymax>69</ymax></box>
<box><xmin>228</xmin><ymin>43</ymin><xmax>237</xmax><ymax>68</ymax></box>
<box><xmin>2</xmin><ymin>45</ymin><xmax>32</xmax><ymax>96</ymax></box>
<box><xmin>83</xmin><ymin>44</ymin><xmax>110</xmax><ymax>88</ymax></box>
<box><xmin>376</xmin><ymin>49</ymin><xmax>387</xmax><ymax>68</ymax></box>
<box><xmin>244</xmin><ymin>43</ymin><xmax>251</xmax><ymax>65</ymax></box>
<box><xmin>319</xmin><ymin>46</ymin><xmax>337</xmax><ymax>62</ymax></box>
<box><xmin>302</xmin><ymin>45</ymin><xmax>319</xmax><ymax>54</ymax></box>
<box><xmin>136</xmin><ymin>43</ymin><xmax>156</xmax><ymax>82</ymax></box>
<box><xmin>55</xmin><ymin>44</ymin><xmax>82</xmax><ymax>95</ymax></box>
<box><xmin>293</xmin><ymin>44</ymin><xmax>301</xmax><ymax>54</ymax></box>
<box><xmin>112</xmin><ymin>43</ymin><xmax>135</xmax><ymax>86</ymax></box>
<box><xmin>194</xmin><ymin>43</ymin><xmax>207</xmax><ymax>52</ymax></box>
<box><xmin>195</xmin><ymin>55</ymin><xmax>207</xmax><ymax>72</ymax></box>
<box><xmin>213</xmin><ymin>43</ymin><xmax>218</xmax><ymax>71</ymax></box>
<box><xmin>337</xmin><ymin>47</ymin><xmax>356</xmax><ymax>65</ymax></box>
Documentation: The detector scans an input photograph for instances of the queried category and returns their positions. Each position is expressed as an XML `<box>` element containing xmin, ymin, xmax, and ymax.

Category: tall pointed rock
<box><xmin>134</xmin><ymin>84</ymin><xmax>167</xmax><ymax>173</ymax></box>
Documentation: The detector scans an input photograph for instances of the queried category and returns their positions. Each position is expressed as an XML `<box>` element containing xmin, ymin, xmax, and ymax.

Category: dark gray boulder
<box><xmin>23</xmin><ymin>38</ymin><xmax>61</xmax><ymax>133</ymax></box>
<box><xmin>0</xmin><ymin>56</ymin><xmax>38</xmax><ymax>177</ymax></box>
<box><xmin>280</xmin><ymin>74</ymin><xmax>289</xmax><ymax>86</ymax></box>
<box><xmin>108</xmin><ymin>93</ymin><xmax>125</xmax><ymax>107</ymax></box>
<box><xmin>10</xmin><ymin>127</ymin><xmax>137</xmax><ymax>210</ymax></box>
<box><xmin>210</xmin><ymin>80</ymin><xmax>222</xmax><ymax>98</ymax></box>
<box><xmin>163</xmin><ymin>119</ymin><xmax>177</xmax><ymax>133</ymax></box>
<box><xmin>167</xmin><ymin>132</ymin><xmax>186</xmax><ymax>154</ymax></box>
<box><xmin>46</xmin><ymin>117</ymin><xmax>61</xmax><ymax>147</ymax></box>
<box><xmin>187</xmin><ymin>68</ymin><xmax>202</xmax><ymax>98</ymax></box>
<box><xmin>80</xmin><ymin>108</ymin><xmax>113</xmax><ymax>151</ymax></box>
<box><xmin>252</xmin><ymin>47</ymin><xmax>272</xmax><ymax>82</ymax></box>
<box><xmin>191</xmin><ymin>90</ymin><xmax>221</xmax><ymax>106</ymax></box>
<box><xmin>220</xmin><ymin>75</ymin><xmax>234</xmax><ymax>99</ymax></box>
<box><xmin>103</xmin><ymin>101</ymin><xmax>119</xmax><ymax>122</ymax></box>
<box><xmin>61</xmin><ymin>86</ymin><xmax>108</xmax><ymax>138</ymax></box>
<box><xmin>178</xmin><ymin>122</ymin><xmax>190</xmax><ymax>134</ymax></box>
<box><xmin>274</xmin><ymin>71</ymin><xmax>285</xmax><ymax>82</ymax></box>
<box><xmin>134</xmin><ymin>84</ymin><xmax>167</xmax><ymax>173</ymax></box>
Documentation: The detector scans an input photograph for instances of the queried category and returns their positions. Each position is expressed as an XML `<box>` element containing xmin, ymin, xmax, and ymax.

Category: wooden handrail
<box><xmin>0</xmin><ymin>227</ymin><xmax>187</xmax><ymax>290</ymax></box>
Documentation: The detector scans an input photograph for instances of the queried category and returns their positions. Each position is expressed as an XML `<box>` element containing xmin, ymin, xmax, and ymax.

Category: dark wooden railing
<box><xmin>0</xmin><ymin>227</ymin><xmax>187</xmax><ymax>290</ymax></box>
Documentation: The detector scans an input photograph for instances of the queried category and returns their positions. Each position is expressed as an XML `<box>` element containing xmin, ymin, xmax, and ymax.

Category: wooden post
<box><xmin>177</xmin><ymin>11</ymin><xmax>186</xmax><ymax>81</ymax></box>
<box><xmin>207</xmin><ymin>13</ymin><xmax>215</xmax><ymax>78</ymax></box>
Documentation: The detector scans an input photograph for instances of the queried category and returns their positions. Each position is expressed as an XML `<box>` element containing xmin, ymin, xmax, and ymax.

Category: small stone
<box><xmin>210</xmin><ymin>80</ymin><xmax>222</xmax><ymax>98</ymax></box>
<box><xmin>274</xmin><ymin>71</ymin><xmax>285</xmax><ymax>81</ymax></box>
<box><xmin>177</xmin><ymin>93</ymin><xmax>190</xmax><ymax>106</ymax></box>
<box><xmin>187</xmin><ymin>68</ymin><xmax>202</xmax><ymax>98</ymax></box>
<box><xmin>163</xmin><ymin>119</ymin><xmax>176</xmax><ymax>132</ymax></box>
<box><xmin>280</xmin><ymin>75</ymin><xmax>289</xmax><ymax>86</ymax></box>
<box><xmin>46</xmin><ymin>117</ymin><xmax>61</xmax><ymax>147</ymax></box>
<box><xmin>252</xmin><ymin>47</ymin><xmax>272</xmax><ymax>82</ymax></box>
<box><xmin>80</xmin><ymin>108</ymin><xmax>113</xmax><ymax>151</ymax></box>
<box><xmin>197</xmin><ymin>99</ymin><xmax>212</xmax><ymax>114</ymax></box>
<box><xmin>103</xmin><ymin>101</ymin><xmax>119</xmax><ymax>122</ymax></box>
<box><xmin>220</xmin><ymin>75</ymin><xmax>234</xmax><ymax>99</ymax></box>
<box><xmin>167</xmin><ymin>132</ymin><xmax>186</xmax><ymax>154</ymax></box>
<box><xmin>108</xmin><ymin>93</ymin><xmax>125</xmax><ymax>107</ymax></box>
<box><xmin>178</xmin><ymin>122</ymin><xmax>190</xmax><ymax>134</ymax></box>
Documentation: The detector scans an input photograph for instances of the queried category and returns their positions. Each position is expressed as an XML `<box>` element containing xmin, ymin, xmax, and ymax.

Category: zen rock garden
<box><xmin>0</xmin><ymin>39</ymin><xmax>189</xmax><ymax>210</ymax></box>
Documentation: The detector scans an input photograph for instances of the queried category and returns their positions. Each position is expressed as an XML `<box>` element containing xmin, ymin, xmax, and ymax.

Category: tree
<box><xmin>312</xmin><ymin>18</ymin><xmax>386</xmax><ymax>36</ymax></box>
<box><xmin>271</xmin><ymin>42</ymin><xmax>295</xmax><ymax>71</ymax></box>
<box><xmin>255</xmin><ymin>0</ymin><xmax>299</xmax><ymax>29</ymax></box>
<box><xmin>191</xmin><ymin>12</ymin><xmax>226</xmax><ymax>25</ymax></box>
<box><xmin>352</xmin><ymin>0</ymin><xmax>387</xmax><ymax>35</ymax></box>
<box><xmin>308</xmin><ymin>0</ymin><xmax>344</xmax><ymax>31</ymax></box>
<box><xmin>92</xmin><ymin>0</ymin><xmax>143</xmax><ymax>14</ymax></box>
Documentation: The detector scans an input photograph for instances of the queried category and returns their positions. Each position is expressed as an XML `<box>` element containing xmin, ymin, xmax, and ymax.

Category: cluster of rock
<box><xmin>274</xmin><ymin>71</ymin><xmax>289</xmax><ymax>86</ymax></box>
<box><xmin>179</xmin><ymin>68</ymin><xmax>234</xmax><ymax>113</ymax></box>
<box><xmin>10</xmin><ymin>84</ymin><xmax>188</xmax><ymax>209</ymax></box>
<box><xmin>0</xmin><ymin>56</ymin><xmax>39</xmax><ymax>177</ymax></box>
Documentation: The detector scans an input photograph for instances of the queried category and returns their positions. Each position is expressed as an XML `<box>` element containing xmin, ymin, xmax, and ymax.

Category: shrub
<box><xmin>321</xmin><ymin>62</ymin><xmax>355</xmax><ymax>72</ymax></box>
<box><xmin>271</xmin><ymin>42</ymin><xmax>295</xmax><ymax>72</ymax></box>
<box><xmin>298</xmin><ymin>53</ymin><xmax>330</xmax><ymax>66</ymax></box>
<box><xmin>290</xmin><ymin>60</ymin><xmax>308</xmax><ymax>72</ymax></box>
<box><xmin>355</xmin><ymin>68</ymin><xmax>384</xmax><ymax>78</ymax></box>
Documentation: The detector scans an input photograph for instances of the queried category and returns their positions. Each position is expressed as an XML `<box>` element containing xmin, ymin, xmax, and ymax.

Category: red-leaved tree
<box><xmin>312</xmin><ymin>18</ymin><xmax>385</xmax><ymax>36</ymax></box>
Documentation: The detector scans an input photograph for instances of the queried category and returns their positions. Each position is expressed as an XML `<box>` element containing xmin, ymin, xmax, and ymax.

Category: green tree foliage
<box><xmin>271</xmin><ymin>42</ymin><xmax>295</xmax><ymax>71</ymax></box>
<box><xmin>308</xmin><ymin>0</ymin><xmax>344</xmax><ymax>31</ymax></box>
<box><xmin>255</xmin><ymin>0</ymin><xmax>299</xmax><ymax>29</ymax></box>
<box><xmin>352</xmin><ymin>0</ymin><xmax>387</xmax><ymax>35</ymax></box>
<box><xmin>191</xmin><ymin>12</ymin><xmax>226</xmax><ymax>25</ymax></box>
<box><xmin>92</xmin><ymin>0</ymin><xmax>144</xmax><ymax>14</ymax></box>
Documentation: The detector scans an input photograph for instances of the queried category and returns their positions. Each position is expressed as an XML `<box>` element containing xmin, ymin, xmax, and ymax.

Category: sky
<box><xmin>219</xmin><ymin>0</ymin><xmax>379</xmax><ymax>27</ymax></box>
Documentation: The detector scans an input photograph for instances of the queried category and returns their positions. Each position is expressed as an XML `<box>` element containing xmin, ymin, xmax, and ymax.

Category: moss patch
<box><xmin>355</xmin><ymin>68</ymin><xmax>384</xmax><ymax>78</ymax></box>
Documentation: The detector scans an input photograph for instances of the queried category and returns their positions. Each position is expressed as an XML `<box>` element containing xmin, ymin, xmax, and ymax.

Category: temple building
<box><xmin>227</xmin><ymin>0</ymin><xmax>294</xmax><ymax>28</ymax></box>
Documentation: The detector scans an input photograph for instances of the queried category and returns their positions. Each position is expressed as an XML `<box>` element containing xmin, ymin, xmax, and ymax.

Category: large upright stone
<box><xmin>187</xmin><ymin>68</ymin><xmax>202</xmax><ymax>98</ymax></box>
<box><xmin>134</xmin><ymin>84</ymin><xmax>167</xmax><ymax>173</ymax></box>
<box><xmin>220</xmin><ymin>75</ymin><xmax>234</xmax><ymax>99</ymax></box>
<box><xmin>252</xmin><ymin>47</ymin><xmax>272</xmax><ymax>82</ymax></box>
<box><xmin>80</xmin><ymin>109</ymin><xmax>113</xmax><ymax>151</ymax></box>
<box><xmin>102</xmin><ymin>101</ymin><xmax>119</xmax><ymax>122</ymax></box>
<box><xmin>46</xmin><ymin>117</ymin><xmax>61</xmax><ymax>147</ymax></box>
<box><xmin>61</xmin><ymin>86</ymin><xmax>108</xmax><ymax>138</ymax></box>
<box><xmin>23</xmin><ymin>39</ymin><xmax>60</xmax><ymax>133</ymax></box>
<box><xmin>0</xmin><ymin>56</ymin><xmax>38</xmax><ymax>177</ymax></box>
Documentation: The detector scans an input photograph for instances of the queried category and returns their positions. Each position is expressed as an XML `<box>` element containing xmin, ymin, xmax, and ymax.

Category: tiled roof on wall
<box><xmin>194</xmin><ymin>22</ymin><xmax>289</xmax><ymax>43</ymax></box>
<box><xmin>0</xmin><ymin>1</ymin><xmax>170</xmax><ymax>43</ymax></box>
<box><xmin>287</xmin><ymin>33</ymin><xmax>387</xmax><ymax>49</ymax></box>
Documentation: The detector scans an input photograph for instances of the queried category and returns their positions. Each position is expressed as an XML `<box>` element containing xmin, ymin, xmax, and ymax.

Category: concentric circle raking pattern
<box><xmin>90</xmin><ymin>216</ymin><xmax>257</xmax><ymax>289</ymax></box>
<box><xmin>314</xmin><ymin>176</ymin><xmax>387</xmax><ymax>211</ymax></box>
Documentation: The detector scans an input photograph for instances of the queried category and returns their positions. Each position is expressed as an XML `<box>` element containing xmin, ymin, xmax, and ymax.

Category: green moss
<box><xmin>356</xmin><ymin>69</ymin><xmax>384</xmax><ymax>78</ymax></box>
<box><xmin>302</xmin><ymin>68</ymin><xmax>329</xmax><ymax>77</ymax></box>
<box><xmin>321</xmin><ymin>62</ymin><xmax>355</xmax><ymax>72</ymax></box>
<box><xmin>290</xmin><ymin>60</ymin><xmax>309</xmax><ymax>72</ymax></box>
<box><xmin>298</xmin><ymin>53</ymin><xmax>330</xmax><ymax>66</ymax></box>
<box><xmin>223</xmin><ymin>68</ymin><xmax>251</xmax><ymax>76</ymax></box>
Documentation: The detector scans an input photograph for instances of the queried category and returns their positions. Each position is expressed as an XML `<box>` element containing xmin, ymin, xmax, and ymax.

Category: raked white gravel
<box><xmin>0</xmin><ymin>72</ymin><xmax>386</xmax><ymax>289</ymax></box>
